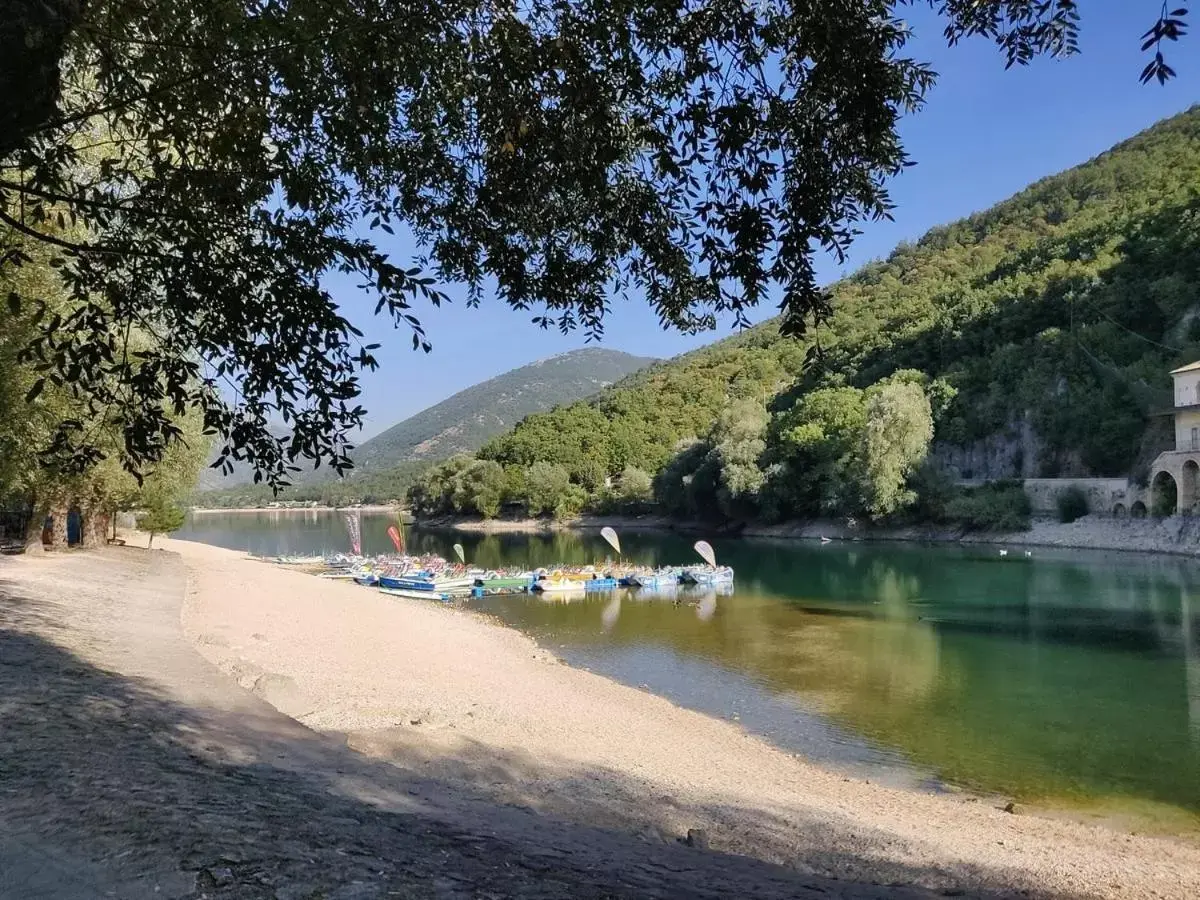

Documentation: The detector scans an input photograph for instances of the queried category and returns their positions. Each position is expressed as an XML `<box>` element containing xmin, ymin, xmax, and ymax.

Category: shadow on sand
<box><xmin>0</xmin><ymin>552</ymin><xmax>1046</xmax><ymax>899</ymax></box>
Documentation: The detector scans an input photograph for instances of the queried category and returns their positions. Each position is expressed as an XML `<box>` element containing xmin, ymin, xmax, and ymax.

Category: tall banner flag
<box><xmin>386</xmin><ymin>525</ymin><xmax>404</xmax><ymax>553</ymax></box>
<box><xmin>693</xmin><ymin>540</ymin><xmax>716</xmax><ymax>568</ymax></box>
<box><xmin>344</xmin><ymin>511</ymin><xmax>362</xmax><ymax>556</ymax></box>
<box><xmin>453</xmin><ymin>543</ymin><xmax>466</xmax><ymax>564</ymax></box>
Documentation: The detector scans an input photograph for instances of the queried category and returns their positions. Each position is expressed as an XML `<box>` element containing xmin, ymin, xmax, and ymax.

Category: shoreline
<box><xmin>168</xmin><ymin>535</ymin><xmax>1200</xmax><ymax>899</ymax></box>
<box><xmin>191</xmin><ymin>506</ymin><xmax>1200</xmax><ymax>560</ymax></box>
<box><xmin>190</xmin><ymin>503</ymin><xmax>402</xmax><ymax>515</ymax></box>
<box><xmin>417</xmin><ymin>513</ymin><xmax>1200</xmax><ymax>559</ymax></box>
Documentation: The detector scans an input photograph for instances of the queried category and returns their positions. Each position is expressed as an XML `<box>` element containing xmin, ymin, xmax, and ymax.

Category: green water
<box><xmin>179</xmin><ymin>511</ymin><xmax>1200</xmax><ymax>827</ymax></box>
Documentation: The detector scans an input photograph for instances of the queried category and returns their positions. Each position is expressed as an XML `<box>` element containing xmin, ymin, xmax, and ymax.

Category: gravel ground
<box><xmin>169</xmin><ymin>537</ymin><xmax>1200</xmax><ymax>900</ymax></box>
<box><xmin>0</xmin><ymin>545</ymin><xmax>947</xmax><ymax>899</ymax></box>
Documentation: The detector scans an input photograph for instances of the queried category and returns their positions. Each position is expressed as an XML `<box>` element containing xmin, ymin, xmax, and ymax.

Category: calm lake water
<box><xmin>179</xmin><ymin>510</ymin><xmax>1200</xmax><ymax>828</ymax></box>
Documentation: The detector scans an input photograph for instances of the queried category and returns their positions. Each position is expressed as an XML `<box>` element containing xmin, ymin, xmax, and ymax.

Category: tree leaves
<box><xmin>0</xmin><ymin>0</ymin><xmax>1188</xmax><ymax>491</ymax></box>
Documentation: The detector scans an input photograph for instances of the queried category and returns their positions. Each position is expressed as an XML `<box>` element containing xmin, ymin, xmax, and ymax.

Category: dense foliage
<box><xmin>1</xmin><ymin>0</ymin><xmax>1187</xmax><ymax>490</ymax></box>
<box><xmin>417</xmin><ymin>108</ymin><xmax>1200</xmax><ymax>527</ymax></box>
<box><xmin>0</xmin><ymin>221</ymin><xmax>207</xmax><ymax>543</ymax></box>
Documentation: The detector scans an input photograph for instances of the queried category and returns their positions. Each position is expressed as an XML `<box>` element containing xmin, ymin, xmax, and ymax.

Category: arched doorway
<box><xmin>1131</xmin><ymin>501</ymin><xmax>1148</xmax><ymax>518</ymax></box>
<box><xmin>1152</xmin><ymin>470</ymin><xmax>1179</xmax><ymax>517</ymax></box>
<box><xmin>66</xmin><ymin>508</ymin><xmax>82</xmax><ymax>546</ymax></box>
<box><xmin>1183</xmin><ymin>460</ymin><xmax>1200</xmax><ymax>515</ymax></box>
<box><xmin>1112</xmin><ymin>503</ymin><xmax>1127</xmax><ymax>518</ymax></box>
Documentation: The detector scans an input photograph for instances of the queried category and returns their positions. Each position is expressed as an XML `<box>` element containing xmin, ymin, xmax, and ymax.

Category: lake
<box><xmin>179</xmin><ymin>509</ymin><xmax>1200</xmax><ymax>829</ymax></box>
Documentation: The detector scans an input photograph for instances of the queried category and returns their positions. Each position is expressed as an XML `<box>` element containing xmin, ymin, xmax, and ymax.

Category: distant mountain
<box><xmin>195</xmin><ymin>425</ymin><xmax>291</xmax><ymax>492</ymax></box>
<box><xmin>350</xmin><ymin>348</ymin><xmax>657</xmax><ymax>472</ymax></box>
<box><xmin>196</xmin><ymin>348</ymin><xmax>656</xmax><ymax>495</ymax></box>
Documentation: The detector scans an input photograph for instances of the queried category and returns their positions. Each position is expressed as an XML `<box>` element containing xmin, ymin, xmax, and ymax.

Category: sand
<box><xmin>170</xmin><ymin>536</ymin><xmax>1200</xmax><ymax>899</ymax></box>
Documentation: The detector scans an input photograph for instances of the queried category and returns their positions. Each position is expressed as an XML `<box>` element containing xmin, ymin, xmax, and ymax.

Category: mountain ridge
<box><xmin>350</xmin><ymin>348</ymin><xmax>657</xmax><ymax>471</ymax></box>
<box><xmin>196</xmin><ymin>347</ymin><xmax>657</xmax><ymax>493</ymax></box>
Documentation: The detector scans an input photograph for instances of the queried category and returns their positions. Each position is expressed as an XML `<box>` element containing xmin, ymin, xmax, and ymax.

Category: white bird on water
<box><xmin>999</xmin><ymin>549</ymin><xmax>1008</xmax><ymax>557</ymax></box>
<box><xmin>1025</xmin><ymin>550</ymin><xmax>1033</xmax><ymax>557</ymax></box>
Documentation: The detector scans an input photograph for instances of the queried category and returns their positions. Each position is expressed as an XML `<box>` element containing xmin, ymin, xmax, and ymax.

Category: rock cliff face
<box><xmin>932</xmin><ymin>415</ymin><xmax>1045</xmax><ymax>481</ymax></box>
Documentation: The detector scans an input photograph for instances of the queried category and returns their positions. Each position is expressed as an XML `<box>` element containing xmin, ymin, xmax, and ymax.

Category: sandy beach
<box><xmin>170</xmin><ymin>536</ymin><xmax>1200</xmax><ymax>899</ymax></box>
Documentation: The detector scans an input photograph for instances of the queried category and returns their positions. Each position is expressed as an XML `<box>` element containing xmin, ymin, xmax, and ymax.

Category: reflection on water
<box><xmin>178</xmin><ymin>512</ymin><xmax>1200</xmax><ymax>826</ymax></box>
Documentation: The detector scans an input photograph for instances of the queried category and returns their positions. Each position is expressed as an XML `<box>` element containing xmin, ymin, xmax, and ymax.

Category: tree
<box><xmin>523</xmin><ymin>462</ymin><xmax>573</xmax><ymax>517</ymax></box>
<box><xmin>407</xmin><ymin>455</ymin><xmax>475</xmax><ymax>516</ymax></box>
<box><xmin>653</xmin><ymin>440</ymin><xmax>711</xmax><ymax>518</ymax></box>
<box><xmin>766</xmin><ymin>387</ymin><xmax>869</xmax><ymax>517</ymax></box>
<box><xmin>137</xmin><ymin>494</ymin><xmax>186</xmax><ymax>549</ymax></box>
<box><xmin>0</xmin><ymin>1</ymin><xmax>1186</xmax><ymax>488</ymax></box>
<box><xmin>552</xmin><ymin>483</ymin><xmax>590</xmax><ymax>521</ymax></box>
<box><xmin>612</xmin><ymin>465</ymin><xmax>654</xmax><ymax>511</ymax></box>
<box><xmin>452</xmin><ymin>460</ymin><xmax>505</xmax><ymax>519</ymax></box>
<box><xmin>859</xmin><ymin>381</ymin><xmax>934</xmax><ymax>518</ymax></box>
<box><xmin>711</xmin><ymin>399</ymin><xmax>769</xmax><ymax>518</ymax></box>
<box><xmin>1</xmin><ymin>217</ymin><xmax>209</xmax><ymax>548</ymax></box>
<box><xmin>501</xmin><ymin>466</ymin><xmax>529</xmax><ymax>511</ymax></box>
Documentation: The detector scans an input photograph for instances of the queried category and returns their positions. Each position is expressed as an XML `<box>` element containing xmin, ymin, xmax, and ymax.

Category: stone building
<box><xmin>1142</xmin><ymin>361</ymin><xmax>1200</xmax><ymax>516</ymax></box>
<box><xmin>997</xmin><ymin>361</ymin><xmax>1200</xmax><ymax>518</ymax></box>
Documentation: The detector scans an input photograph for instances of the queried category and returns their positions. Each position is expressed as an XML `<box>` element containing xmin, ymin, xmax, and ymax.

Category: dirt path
<box><xmin>1</xmin><ymin>545</ymin><xmax>945</xmax><ymax>899</ymax></box>
<box><xmin>170</xmin><ymin>538</ymin><xmax>1200</xmax><ymax>900</ymax></box>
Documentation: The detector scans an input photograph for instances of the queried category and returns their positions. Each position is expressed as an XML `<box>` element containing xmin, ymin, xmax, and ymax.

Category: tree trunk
<box><xmin>23</xmin><ymin>519</ymin><xmax>44</xmax><ymax>554</ymax></box>
<box><xmin>79</xmin><ymin>505</ymin><xmax>108</xmax><ymax>547</ymax></box>
<box><xmin>147</xmin><ymin>531</ymin><xmax>155</xmax><ymax>549</ymax></box>
<box><xmin>47</xmin><ymin>500</ymin><xmax>68</xmax><ymax>550</ymax></box>
<box><xmin>23</xmin><ymin>497</ymin><xmax>48</xmax><ymax>554</ymax></box>
<box><xmin>0</xmin><ymin>0</ymin><xmax>85</xmax><ymax>159</ymax></box>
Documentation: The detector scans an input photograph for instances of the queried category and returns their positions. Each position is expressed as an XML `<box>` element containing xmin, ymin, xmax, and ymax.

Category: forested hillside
<box><xmin>411</xmin><ymin>108</ymin><xmax>1200</xmax><ymax>526</ymax></box>
<box><xmin>352</xmin><ymin>349</ymin><xmax>656</xmax><ymax>471</ymax></box>
<box><xmin>193</xmin><ymin>348</ymin><xmax>654</xmax><ymax>506</ymax></box>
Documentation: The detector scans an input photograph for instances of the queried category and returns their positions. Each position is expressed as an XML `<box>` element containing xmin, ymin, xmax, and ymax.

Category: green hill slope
<box><xmin>192</xmin><ymin>348</ymin><xmax>656</xmax><ymax>506</ymax></box>
<box><xmin>352</xmin><ymin>348</ymin><xmax>657</xmax><ymax>470</ymax></box>
<box><xmin>413</xmin><ymin>107</ymin><xmax>1200</xmax><ymax>524</ymax></box>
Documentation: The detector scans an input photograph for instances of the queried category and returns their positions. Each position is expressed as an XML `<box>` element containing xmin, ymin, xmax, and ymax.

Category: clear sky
<box><xmin>334</xmin><ymin>4</ymin><xmax>1200</xmax><ymax>439</ymax></box>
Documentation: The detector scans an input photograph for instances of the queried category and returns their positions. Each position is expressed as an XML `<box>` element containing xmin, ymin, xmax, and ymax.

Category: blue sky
<box><xmin>336</xmin><ymin>5</ymin><xmax>1200</xmax><ymax>439</ymax></box>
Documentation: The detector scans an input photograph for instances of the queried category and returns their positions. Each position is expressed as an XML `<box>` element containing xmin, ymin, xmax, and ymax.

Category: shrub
<box><xmin>1056</xmin><ymin>485</ymin><xmax>1089</xmax><ymax>523</ymax></box>
<box><xmin>552</xmin><ymin>483</ymin><xmax>589</xmax><ymax>520</ymax></box>
<box><xmin>908</xmin><ymin>460</ymin><xmax>957</xmax><ymax>522</ymax></box>
<box><xmin>944</xmin><ymin>482</ymin><xmax>1031</xmax><ymax>532</ymax></box>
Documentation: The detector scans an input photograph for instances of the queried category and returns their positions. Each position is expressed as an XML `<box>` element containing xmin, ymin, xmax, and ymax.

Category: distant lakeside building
<box><xmin>1018</xmin><ymin>361</ymin><xmax>1200</xmax><ymax>519</ymax></box>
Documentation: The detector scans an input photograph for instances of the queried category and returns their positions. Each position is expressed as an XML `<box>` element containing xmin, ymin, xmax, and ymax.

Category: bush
<box><xmin>1056</xmin><ymin>485</ymin><xmax>1089</xmax><ymax>523</ymax></box>
<box><xmin>908</xmin><ymin>460</ymin><xmax>958</xmax><ymax>522</ymax></box>
<box><xmin>552</xmin><ymin>483</ymin><xmax>589</xmax><ymax>520</ymax></box>
<box><xmin>944</xmin><ymin>482</ymin><xmax>1031</xmax><ymax>532</ymax></box>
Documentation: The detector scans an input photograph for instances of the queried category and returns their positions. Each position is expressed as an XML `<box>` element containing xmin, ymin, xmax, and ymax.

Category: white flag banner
<box><xmin>600</xmin><ymin>526</ymin><xmax>621</xmax><ymax>555</ymax></box>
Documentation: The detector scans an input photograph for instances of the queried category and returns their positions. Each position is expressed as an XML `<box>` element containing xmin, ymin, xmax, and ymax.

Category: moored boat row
<box><xmin>257</xmin><ymin>534</ymin><xmax>734</xmax><ymax>604</ymax></box>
